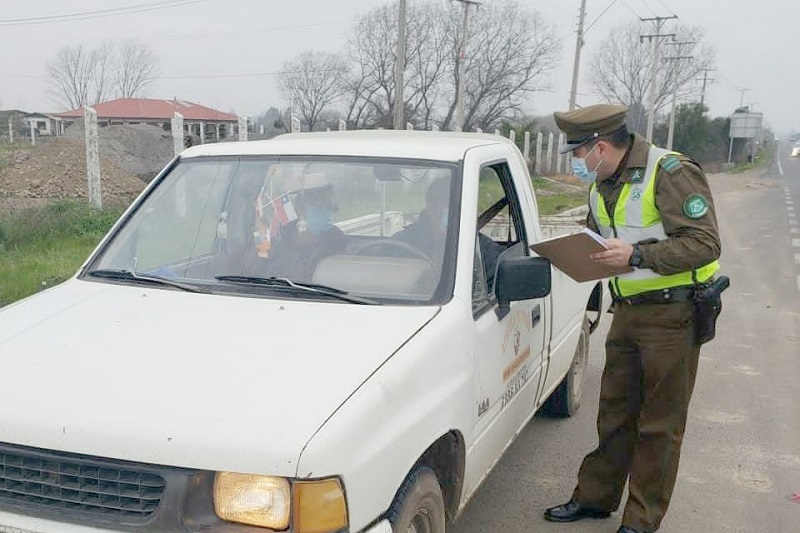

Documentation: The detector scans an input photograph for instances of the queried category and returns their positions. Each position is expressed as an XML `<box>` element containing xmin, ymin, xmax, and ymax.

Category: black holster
<box><xmin>693</xmin><ymin>275</ymin><xmax>730</xmax><ymax>344</ymax></box>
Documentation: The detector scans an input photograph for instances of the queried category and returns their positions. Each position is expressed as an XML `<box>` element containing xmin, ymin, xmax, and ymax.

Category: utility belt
<box><xmin>611</xmin><ymin>276</ymin><xmax>731</xmax><ymax>345</ymax></box>
<box><xmin>611</xmin><ymin>285</ymin><xmax>696</xmax><ymax>306</ymax></box>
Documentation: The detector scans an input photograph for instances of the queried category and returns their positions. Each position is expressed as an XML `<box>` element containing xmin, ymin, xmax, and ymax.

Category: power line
<box><xmin>654</xmin><ymin>0</ymin><xmax>678</xmax><ymax>17</ymax></box>
<box><xmin>620</xmin><ymin>0</ymin><xmax>642</xmax><ymax>18</ymax></box>
<box><xmin>0</xmin><ymin>0</ymin><xmax>210</xmax><ymax>26</ymax></box>
<box><xmin>584</xmin><ymin>0</ymin><xmax>619</xmax><ymax>34</ymax></box>
<box><xmin>636</xmin><ymin>0</ymin><xmax>658</xmax><ymax>17</ymax></box>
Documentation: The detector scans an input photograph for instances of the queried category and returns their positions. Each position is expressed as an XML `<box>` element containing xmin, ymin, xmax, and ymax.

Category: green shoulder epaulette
<box><xmin>659</xmin><ymin>155</ymin><xmax>682</xmax><ymax>174</ymax></box>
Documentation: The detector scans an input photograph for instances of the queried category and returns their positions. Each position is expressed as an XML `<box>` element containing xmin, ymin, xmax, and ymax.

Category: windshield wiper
<box><xmin>215</xmin><ymin>275</ymin><xmax>377</xmax><ymax>304</ymax></box>
<box><xmin>88</xmin><ymin>269</ymin><xmax>209</xmax><ymax>294</ymax></box>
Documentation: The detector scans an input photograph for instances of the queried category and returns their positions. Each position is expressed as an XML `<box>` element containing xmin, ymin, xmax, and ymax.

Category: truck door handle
<box><xmin>531</xmin><ymin>304</ymin><xmax>541</xmax><ymax>327</ymax></box>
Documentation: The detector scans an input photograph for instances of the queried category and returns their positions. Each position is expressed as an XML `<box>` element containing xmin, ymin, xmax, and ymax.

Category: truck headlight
<box><xmin>213</xmin><ymin>473</ymin><xmax>348</xmax><ymax>532</ymax></box>
<box><xmin>214</xmin><ymin>472</ymin><xmax>290</xmax><ymax>529</ymax></box>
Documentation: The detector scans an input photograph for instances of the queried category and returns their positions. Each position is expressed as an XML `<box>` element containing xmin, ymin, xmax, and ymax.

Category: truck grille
<box><xmin>0</xmin><ymin>448</ymin><xmax>166</xmax><ymax>519</ymax></box>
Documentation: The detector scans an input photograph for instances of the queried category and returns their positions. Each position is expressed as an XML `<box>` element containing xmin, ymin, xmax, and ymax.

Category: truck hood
<box><xmin>0</xmin><ymin>279</ymin><xmax>438</xmax><ymax>476</ymax></box>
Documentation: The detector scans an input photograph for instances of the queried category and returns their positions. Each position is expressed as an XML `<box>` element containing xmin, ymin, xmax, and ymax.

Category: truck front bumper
<box><xmin>1</xmin><ymin>512</ymin><xmax>395</xmax><ymax>533</ymax></box>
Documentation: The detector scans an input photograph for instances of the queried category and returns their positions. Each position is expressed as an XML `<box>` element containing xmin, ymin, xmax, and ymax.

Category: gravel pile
<box><xmin>0</xmin><ymin>137</ymin><xmax>146</xmax><ymax>200</ymax></box>
<box><xmin>63</xmin><ymin>119</ymin><xmax>174</xmax><ymax>181</ymax></box>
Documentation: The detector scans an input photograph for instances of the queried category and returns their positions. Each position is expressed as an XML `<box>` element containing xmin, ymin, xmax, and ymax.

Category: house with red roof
<box><xmin>59</xmin><ymin>98</ymin><xmax>241</xmax><ymax>142</ymax></box>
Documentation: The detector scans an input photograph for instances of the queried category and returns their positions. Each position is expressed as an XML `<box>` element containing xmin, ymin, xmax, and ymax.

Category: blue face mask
<box><xmin>571</xmin><ymin>145</ymin><xmax>602</xmax><ymax>183</ymax></box>
<box><xmin>305</xmin><ymin>206</ymin><xmax>334</xmax><ymax>234</ymax></box>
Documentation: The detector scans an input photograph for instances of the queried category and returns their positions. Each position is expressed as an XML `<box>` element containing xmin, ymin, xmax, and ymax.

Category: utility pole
<box><xmin>393</xmin><ymin>0</ymin><xmax>407</xmax><ymax>130</ymax></box>
<box><xmin>640</xmin><ymin>15</ymin><xmax>677</xmax><ymax>142</ymax></box>
<box><xmin>454</xmin><ymin>0</ymin><xmax>479</xmax><ymax>131</ymax></box>
<box><xmin>736</xmin><ymin>87</ymin><xmax>750</xmax><ymax>110</ymax></box>
<box><xmin>698</xmin><ymin>68</ymin><xmax>715</xmax><ymax>108</ymax></box>
<box><xmin>568</xmin><ymin>0</ymin><xmax>588</xmax><ymax>110</ymax></box>
<box><xmin>664</xmin><ymin>41</ymin><xmax>694</xmax><ymax>150</ymax></box>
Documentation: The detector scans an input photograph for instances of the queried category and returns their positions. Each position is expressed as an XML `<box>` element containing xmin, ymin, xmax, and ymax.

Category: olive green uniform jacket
<box><xmin>586</xmin><ymin>134</ymin><xmax>720</xmax><ymax>277</ymax></box>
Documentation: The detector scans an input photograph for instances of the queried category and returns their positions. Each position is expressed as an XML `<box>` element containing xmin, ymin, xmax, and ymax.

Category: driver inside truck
<box><xmin>394</xmin><ymin>177</ymin><xmax>450</xmax><ymax>265</ymax></box>
<box><xmin>394</xmin><ymin>177</ymin><xmax>504</xmax><ymax>289</ymax></box>
<box><xmin>253</xmin><ymin>173</ymin><xmax>346</xmax><ymax>282</ymax></box>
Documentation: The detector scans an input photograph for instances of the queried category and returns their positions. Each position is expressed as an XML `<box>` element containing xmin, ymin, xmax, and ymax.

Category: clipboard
<box><xmin>530</xmin><ymin>227</ymin><xmax>633</xmax><ymax>282</ymax></box>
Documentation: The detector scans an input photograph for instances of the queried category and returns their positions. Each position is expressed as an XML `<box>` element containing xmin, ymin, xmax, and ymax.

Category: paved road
<box><xmin>450</xmin><ymin>148</ymin><xmax>800</xmax><ymax>532</ymax></box>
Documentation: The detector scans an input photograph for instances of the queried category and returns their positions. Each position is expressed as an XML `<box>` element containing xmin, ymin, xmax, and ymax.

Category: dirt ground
<box><xmin>707</xmin><ymin>167</ymin><xmax>781</xmax><ymax>195</ymax></box>
<box><xmin>0</xmin><ymin>120</ymin><xmax>175</xmax><ymax>202</ymax></box>
<box><xmin>0</xmin><ymin>136</ymin><xmax>146</xmax><ymax>200</ymax></box>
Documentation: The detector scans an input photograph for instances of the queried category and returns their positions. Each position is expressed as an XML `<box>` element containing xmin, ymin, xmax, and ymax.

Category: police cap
<box><xmin>553</xmin><ymin>104</ymin><xmax>628</xmax><ymax>153</ymax></box>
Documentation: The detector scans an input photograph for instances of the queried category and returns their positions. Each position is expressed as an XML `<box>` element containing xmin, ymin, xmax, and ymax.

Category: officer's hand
<box><xmin>589</xmin><ymin>238</ymin><xmax>634</xmax><ymax>267</ymax></box>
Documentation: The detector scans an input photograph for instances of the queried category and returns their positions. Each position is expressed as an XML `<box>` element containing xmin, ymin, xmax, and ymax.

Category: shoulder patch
<box><xmin>683</xmin><ymin>193</ymin><xmax>709</xmax><ymax>219</ymax></box>
<box><xmin>660</xmin><ymin>155</ymin><xmax>682</xmax><ymax>174</ymax></box>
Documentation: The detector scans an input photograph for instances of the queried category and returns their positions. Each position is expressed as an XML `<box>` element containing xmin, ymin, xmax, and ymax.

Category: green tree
<box><xmin>672</xmin><ymin>103</ymin><xmax>709</xmax><ymax>161</ymax></box>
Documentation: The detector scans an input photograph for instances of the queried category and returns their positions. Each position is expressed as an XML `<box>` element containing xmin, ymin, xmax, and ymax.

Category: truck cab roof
<box><xmin>180</xmin><ymin>130</ymin><xmax>516</xmax><ymax>162</ymax></box>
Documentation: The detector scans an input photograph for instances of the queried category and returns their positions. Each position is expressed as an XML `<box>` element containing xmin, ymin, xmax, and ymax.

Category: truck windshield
<box><xmin>85</xmin><ymin>156</ymin><xmax>459</xmax><ymax>304</ymax></box>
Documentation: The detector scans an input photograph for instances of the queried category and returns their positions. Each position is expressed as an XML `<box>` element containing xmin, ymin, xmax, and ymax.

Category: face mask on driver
<box><xmin>305</xmin><ymin>205</ymin><xmax>334</xmax><ymax>234</ymax></box>
<box><xmin>571</xmin><ymin>144</ymin><xmax>603</xmax><ymax>183</ymax></box>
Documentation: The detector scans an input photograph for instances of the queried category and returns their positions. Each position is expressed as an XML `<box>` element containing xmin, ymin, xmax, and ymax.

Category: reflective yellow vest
<box><xmin>589</xmin><ymin>146</ymin><xmax>719</xmax><ymax>297</ymax></box>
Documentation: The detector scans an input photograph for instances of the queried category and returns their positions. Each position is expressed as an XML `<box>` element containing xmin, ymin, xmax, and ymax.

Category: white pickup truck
<box><xmin>0</xmin><ymin>131</ymin><xmax>607</xmax><ymax>533</ymax></box>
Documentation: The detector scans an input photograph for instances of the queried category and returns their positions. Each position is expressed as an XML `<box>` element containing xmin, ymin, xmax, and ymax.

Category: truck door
<box><xmin>467</xmin><ymin>160</ymin><xmax>549</xmax><ymax>488</ymax></box>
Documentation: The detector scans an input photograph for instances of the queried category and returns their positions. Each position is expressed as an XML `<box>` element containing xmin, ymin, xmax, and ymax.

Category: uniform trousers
<box><xmin>572</xmin><ymin>299</ymin><xmax>700</xmax><ymax>532</ymax></box>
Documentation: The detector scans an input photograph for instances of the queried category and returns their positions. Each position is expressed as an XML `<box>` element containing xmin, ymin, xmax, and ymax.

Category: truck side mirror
<box><xmin>495</xmin><ymin>256</ymin><xmax>551</xmax><ymax>318</ymax></box>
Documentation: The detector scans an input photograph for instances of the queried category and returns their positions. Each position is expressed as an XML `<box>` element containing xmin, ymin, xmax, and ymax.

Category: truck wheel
<box><xmin>543</xmin><ymin>315</ymin><xmax>590</xmax><ymax>418</ymax></box>
<box><xmin>387</xmin><ymin>466</ymin><xmax>446</xmax><ymax>533</ymax></box>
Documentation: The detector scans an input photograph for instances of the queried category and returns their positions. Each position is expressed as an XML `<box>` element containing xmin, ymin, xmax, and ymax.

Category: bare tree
<box><xmin>344</xmin><ymin>0</ymin><xmax>558</xmax><ymax>131</ymax></box>
<box><xmin>341</xmin><ymin>59</ymin><xmax>382</xmax><ymax>129</ymax></box>
<box><xmin>48</xmin><ymin>40</ymin><xmax>159</xmax><ymax>110</ymax></box>
<box><xmin>345</xmin><ymin>6</ymin><xmax>398</xmax><ymax>128</ymax></box>
<box><xmin>47</xmin><ymin>45</ymin><xmax>96</xmax><ymax>109</ymax></box>
<box><xmin>590</xmin><ymin>21</ymin><xmax>715</xmax><ymax>134</ymax></box>
<box><xmin>440</xmin><ymin>1</ymin><xmax>560</xmax><ymax>131</ymax></box>
<box><xmin>91</xmin><ymin>41</ymin><xmax>116</xmax><ymax>105</ymax></box>
<box><xmin>344</xmin><ymin>3</ymin><xmax>451</xmax><ymax>129</ymax></box>
<box><xmin>114</xmin><ymin>39</ymin><xmax>159</xmax><ymax>98</ymax></box>
<box><xmin>278</xmin><ymin>51</ymin><xmax>349</xmax><ymax>131</ymax></box>
<box><xmin>403</xmin><ymin>2</ymin><xmax>451</xmax><ymax>129</ymax></box>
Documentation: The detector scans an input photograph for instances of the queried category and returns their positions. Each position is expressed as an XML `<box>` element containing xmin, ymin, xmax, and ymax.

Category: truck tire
<box><xmin>387</xmin><ymin>466</ymin><xmax>446</xmax><ymax>533</ymax></box>
<box><xmin>542</xmin><ymin>315</ymin><xmax>590</xmax><ymax>418</ymax></box>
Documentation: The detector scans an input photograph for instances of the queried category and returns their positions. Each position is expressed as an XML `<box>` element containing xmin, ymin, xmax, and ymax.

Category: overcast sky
<box><xmin>1</xmin><ymin>0</ymin><xmax>797</xmax><ymax>132</ymax></box>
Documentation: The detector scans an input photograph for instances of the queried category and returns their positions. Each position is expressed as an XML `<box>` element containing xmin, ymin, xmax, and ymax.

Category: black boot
<box><xmin>543</xmin><ymin>499</ymin><xmax>611</xmax><ymax>522</ymax></box>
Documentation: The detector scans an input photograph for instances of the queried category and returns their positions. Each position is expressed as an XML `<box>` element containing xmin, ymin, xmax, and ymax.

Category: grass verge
<box><xmin>0</xmin><ymin>236</ymin><xmax>100</xmax><ymax>307</ymax></box>
<box><xmin>0</xmin><ymin>201</ymin><xmax>124</xmax><ymax>307</ymax></box>
<box><xmin>532</xmin><ymin>174</ymin><xmax>588</xmax><ymax>215</ymax></box>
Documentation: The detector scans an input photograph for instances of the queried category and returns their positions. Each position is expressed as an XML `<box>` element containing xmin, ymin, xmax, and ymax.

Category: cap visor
<box><xmin>559</xmin><ymin>141</ymin><xmax>583</xmax><ymax>154</ymax></box>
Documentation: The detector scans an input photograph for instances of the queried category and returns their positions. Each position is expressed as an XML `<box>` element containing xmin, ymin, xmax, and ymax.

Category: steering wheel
<box><xmin>352</xmin><ymin>239</ymin><xmax>433</xmax><ymax>264</ymax></box>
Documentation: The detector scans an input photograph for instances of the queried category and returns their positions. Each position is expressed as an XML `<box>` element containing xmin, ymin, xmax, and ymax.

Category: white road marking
<box><xmin>792</xmin><ymin>228</ymin><xmax>800</xmax><ymax>234</ymax></box>
<box><xmin>793</xmin><ymin>239</ymin><xmax>800</xmax><ymax>247</ymax></box>
<box><xmin>778</xmin><ymin>159</ymin><xmax>783</xmax><ymax>175</ymax></box>
<box><xmin>797</xmin><ymin>276</ymin><xmax>800</xmax><ymax>292</ymax></box>
<box><xmin>789</xmin><ymin>206</ymin><xmax>795</xmax><ymax>211</ymax></box>
<box><xmin>795</xmin><ymin>253</ymin><xmax>800</xmax><ymax>264</ymax></box>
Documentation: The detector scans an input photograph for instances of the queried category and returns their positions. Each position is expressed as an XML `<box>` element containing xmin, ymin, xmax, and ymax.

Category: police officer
<box><xmin>543</xmin><ymin>104</ymin><xmax>721</xmax><ymax>533</ymax></box>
